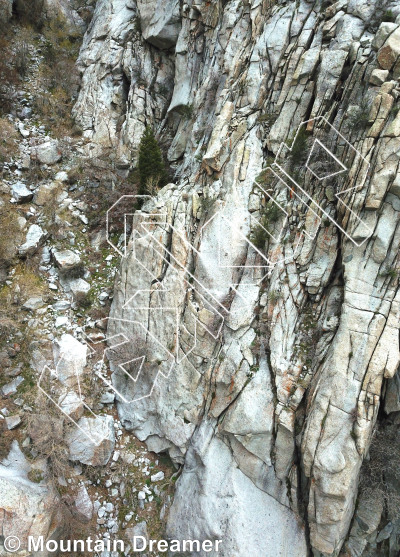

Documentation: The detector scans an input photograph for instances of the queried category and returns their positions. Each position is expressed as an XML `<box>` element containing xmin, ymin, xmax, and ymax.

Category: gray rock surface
<box><xmin>167</xmin><ymin>421</ymin><xmax>307</xmax><ymax>557</ymax></box>
<box><xmin>74</xmin><ymin>1</ymin><xmax>400</xmax><ymax>555</ymax></box>
<box><xmin>11</xmin><ymin>181</ymin><xmax>33</xmax><ymax>203</ymax></box>
<box><xmin>69</xmin><ymin>277</ymin><xmax>91</xmax><ymax>302</ymax></box>
<box><xmin>18</xmin><ymin>224</ymin><xmax>46</xmax><ymax>256</ymax></box>
<box><xmin>72</xmin><ymin>485</ymin><xmax>93</xmax><ymax>522</ymax></box>
<box><xmin>31</xmin><ymin>140</ymin><xmax>62</xmax><ymax>165</ymax></box>
<box><xmin>67</xmin><ymin>416</ymin><xmax>115</xmax><ymax>466</ymax></box>
<box><xmin>0</xmin><ymin>442</ymin><xmax>62</xmax><ymax>555</ymax></box>
<box><xmin>53</xmin><ymin>249</ymin><xmax>82</xmax><ymax>273</ymax></box>
<box><xmin>52</xmin><ymin>333</ymin><xmax>87</xmax><ymax>387</ymax></box>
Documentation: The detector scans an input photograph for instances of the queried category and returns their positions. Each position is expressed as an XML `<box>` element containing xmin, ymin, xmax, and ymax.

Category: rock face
<box><xmin>75</xmin><ymin>1</ymin><xmax>400</xmax><ymax>556</ymax></box>
<box><xmin>167</xmin><ymin>421</ymin><xmax>307</xmax><ymax>557</ymax></box>
<box><xmin>137</xmin><ymin>0</ymin><xmax>181</xmax><ymax>49</ymax></box>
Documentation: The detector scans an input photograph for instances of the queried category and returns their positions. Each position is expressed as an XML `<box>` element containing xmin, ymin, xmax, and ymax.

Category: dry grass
<box><xmin>0</xmin><ymin>263</ymin><xmax>45</xmax><ymax>309</ymax></box>
<box><xmin>31</xmin><ymin>17</ymin><xmax>81</xmax><ymax>137</ymax></box>
<box><xmin>0</xmin><ymin>207</ymin><xmax>22</xmax><ymax>265</ymax></box>
<box><xmin>40</xmin><ymin>182</ymin><xmax>65</xmax><ymax>232</ymax></box>
<box><xmin>0</xmin><ymin>36</ymin><xmax>20</xmax><ymax>115</ymax></box>
<box><xmin>0</xmin><ymin>118</ymin><xmax>18</xmax><ymax>164</ymax></box>
<box><xmin>0</xmin><ymin>27</ymin><xmax>36</xmax><ymax>115</ymax></box>
<box><xmin>27</xmin><ymin>408</ymin><xmax>74</xmax><ymax>480</ymax></box>
<box><xmin>0</xmin><ymin>423</ymin><xmax>17</xmax><ymax>460</ymax></box>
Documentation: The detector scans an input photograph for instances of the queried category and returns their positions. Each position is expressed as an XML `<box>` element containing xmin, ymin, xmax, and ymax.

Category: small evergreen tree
<box><xmin>138</xmin><ymin>126</ymin><xmax>167</xmax><ymax>194</ymax></box>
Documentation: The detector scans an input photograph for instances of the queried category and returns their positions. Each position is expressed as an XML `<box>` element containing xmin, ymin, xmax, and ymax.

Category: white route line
<box><xmin>38</xmin><ymin>349</ymin><xmax>108</xmax><ymax>446</ymax></box>
<box><xmin>273</xmin><ymin>115</ymin><xmax>373</xmax><ymax>246</ymax></box>
<box><xmin>92</xmin><ymin>116</ymin><xmax>375</xmax><ymax>407</ymax></box>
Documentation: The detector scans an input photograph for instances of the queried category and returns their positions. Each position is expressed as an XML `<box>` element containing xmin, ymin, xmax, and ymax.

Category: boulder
<box><xmin>369</xmin><ymin>68</ymin><xmax>389</xmax><ymax>85</ymax></box>
<box><xmin>67</xmin><ymin>416</ymin><xmax>115</xmax><ymax>466</ymax></box>
<box><xmin>34</xmin><ymin>182</ymin><xmax>64</xmax><ymax>206</ymax></box>
<box><xmin>22</xmin><ymin>297</ymin><xmax>45</xmax><ymax>311</ymax></box>
<box><xmin>5</xmin><ymin>415</ymin><xmax>21</xmax><ymax>430</ymax></box>
<box><xmin>53</xmin><ymin>249</ymin><xmax>82</xmax><ymax>275</ymax></box>
<box><xmin>18</xmin><ymin>123</ymin><xmax>29</xmax><ymax>138</ymax></box>
<box><xmin>372</xmin><ymin>22</ymin><xmax>398</xmax><ymax>50</ymax></box>
<box><xmin>0</xmin><ymin>442</ymin><xmax>62</xmax><ymax>555</ymax></box>
<box><xmin>11</xmin><ymin>181</ymin><xmax>33</xmax><ymax>203</ymax></box>
<box><xmin>126</xmin><ymin>521</ymin><xmax>149</xmax><ymax>546</ymax></box>
<box><xmin>55</xmin><ymin>171</ymin><xmax>69</xmax><ymax>182</ymax></box>
<box><xmin>72</xmin><ymin>485</ymin><xmax>93</xmax><ymax>522</ymax></box>
<box><xmin>52</xmin><ymin>334</ymin><xmax>87</xmax><ymax>387</ymax></box>
<box><xmin>385</xmin><ymin>371</ymin><xmax>400</xmax><ymax>414</ymax></box>
<box><xmin>69</xmin><ymin>278</ymin><xmax>91</xmax><ymax>303</ymax></box>
<box><xmin>2</xmin><ymin>376</ymin><xmax>24</xmax><ymax>396</ymax></box>
<box><xmin>385</xmin><ymin>110</ymin><xmax>400</xmax><ymax>137</ymax></box>
<box><xmin>31</xmin><ymin>140</ymin><xmax>62</xmax><ymax>165</ymax></box>
<box><xmin>100</xmin><ymin>391</ymin><xmax>115</xmax><ymax>404</ymax></box>
<box><xmin>18</xmin><ymin>224</ymin><xmax>46</xmax><ymax>256</ymax></box>
<box><xmin>377</xmin><ymin>26</ymin><xmax>400</xmax><ymax>70</ymax></box>
<box><xmin>58</xmin><ymin>390</ymin><xmax>84</xmax><ymax>421</ymax></box>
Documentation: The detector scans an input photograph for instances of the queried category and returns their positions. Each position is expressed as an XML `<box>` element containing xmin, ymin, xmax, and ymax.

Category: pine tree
<box><xmin>138</xmin><ymin>126</ymin><xmax>167</xmax><ymax>195</ymax></box>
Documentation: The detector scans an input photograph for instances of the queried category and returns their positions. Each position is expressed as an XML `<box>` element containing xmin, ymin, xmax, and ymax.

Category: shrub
<box><xmin>255</xmin><ymin>169</ymin><xmax>274</xmax><ymax>187</ymax></box>
<box><xmin>0</xmin><ymin>209</ymin><xmax>21</xmax><ymax>264</ymax></box>
<box><xmin>134</xmin><ymin>16</ymin><xmax>142</xmax><ymax>33</ymax></box>
<box><xmin>138</xmin><ymin>126</ymin><xmax>168</xmax><ymax>195</ymax></box>
<box><xmin>41</xmin><ymin>182</ymin><xmax>65</xmax><ymax>234</ymax></box>
<box><xmin>1</xmin><ymin>264</ymin><xmax>45</xmax><ymax>306</ymax></box>
<box><xmin>250</xmin><ymin>201</ymin><xmax>281</xmax><ymax>249</ymax></box>
<box><xmin>263</xmin><ymin>200</ymin><xmax>281</xmax><ymax>223</ymax></box>
<box><xmin>289</xmin><ymin>125</ymin><xmax>309</xmax><ymax>167</ymax></box>
<box><xmin>177</xmin><ymin>105</ymin><xmax>194</xmax><ymax>119</ymax></box>
<box><xmin>359</xmin><ymin>424</ymin><xmax>400</xmax><ymax>521</ymax></box>
<box><xmin>379</xmin><ymin>267</ymin><xmax>398</xmax><ymax>281</ymax></box>
<box><xmin>347</xmin><ymin>97</ymin><xmax>371</xmax><ymax>130</ymax></box>
<box><xmin>30</xmin><ymin>16</ymin><xmax>80</xmax><ymax>135</ymax></box>
<box><xmin>382</xmin><ymin>9</ymin><xmax>396</xmax><ymax>22</ymax></box>
<box><xmin>28</xmin><ymin>469</ymin><xmax>44</xmax><ymax>483</ymax></box>
<box><xmin>14</xmin><ymin>41</ymin><xmax>30</xmax><ymax>77</ymax></box>
<box><xmin>0</xmin><ymin>425</ymin><xmax>14</xmax><ymax>460</ymax></box>
<box><xmin>250</xmin><ymin>222</ymin><xmax>268</xmax><ymax>249</ymax></box>
<box><xmin>199</xmin><ymin>191</ymin><xmax>216</xmax><ymax>214</ymax></box>
<box><xmin>258</xmin><ymin>112</ymin><xmax>275</xmax><ymax>126</ymax></box>
<box><xmin>269</xmin><ymin>290</ymin><xmax>282</xmax><ymax>304</ymax></box>
<box><xmin>0</xmin><ymin>37</ymin><xmax>20</xmax><ymax>114</ymax></box>
<box><xmin>14</xmin><ymin>0</ymin><xmax>45</xmax><ymax>29</ymax></box>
